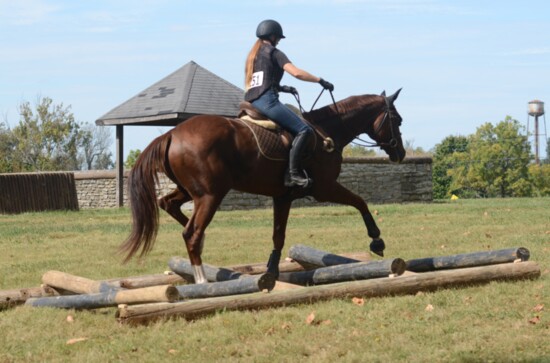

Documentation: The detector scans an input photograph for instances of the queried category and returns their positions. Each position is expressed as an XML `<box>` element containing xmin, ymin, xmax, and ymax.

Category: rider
<box><xmin>244</xmin><ymin>19</ymin><xmax>334</xmax><ymax>188</ymax></box>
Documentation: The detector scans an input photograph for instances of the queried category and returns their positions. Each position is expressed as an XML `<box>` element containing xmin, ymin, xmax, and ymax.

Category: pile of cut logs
<box><xmin>0</xmin><ymin>245</ymin><xmax>539</xmax><ymax>325</ymax></box>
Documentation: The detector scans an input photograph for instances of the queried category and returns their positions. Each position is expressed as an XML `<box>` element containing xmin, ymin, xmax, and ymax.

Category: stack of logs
<box><xmin>0</xmin><ymin>245</ymin><xmax>540</xmax><ymax>324</ymax></box>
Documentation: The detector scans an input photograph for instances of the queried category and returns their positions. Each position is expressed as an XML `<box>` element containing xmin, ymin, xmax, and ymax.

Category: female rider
<box><xmin>244</xmin><ymin>19</ymin><xmax>334</xmax><ymax>188</ymax></box>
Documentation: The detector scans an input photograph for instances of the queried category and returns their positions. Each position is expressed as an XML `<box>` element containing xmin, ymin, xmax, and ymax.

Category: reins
<box><xmin>292</xmin><ymin>89</ymin><xmax>399</xmax><ymax>151</ymax></box>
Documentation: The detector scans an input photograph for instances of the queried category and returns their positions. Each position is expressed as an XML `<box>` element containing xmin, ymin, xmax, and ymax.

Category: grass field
<box><xmin>0</xmin><ymin>198</ymin><xmax>548</xmax><ymax>362</ymax></box>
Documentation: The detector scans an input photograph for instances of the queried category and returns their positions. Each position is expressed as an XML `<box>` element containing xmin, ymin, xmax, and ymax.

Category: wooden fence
<box><xmin>0</xmin><ymin>172</ymin><xmax>79</xmax><ymax>214</ymax></box>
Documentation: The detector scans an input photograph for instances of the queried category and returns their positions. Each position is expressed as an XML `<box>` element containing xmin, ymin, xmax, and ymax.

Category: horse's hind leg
<box><xmin>183</xmin><ymin>194</ymin><xmax>224</xmax><ymax>284</ymax></box>
<box><xmin>158</xmin><ymin>188</ymin><xmax>191</xmax><ymax>227</ymax></box>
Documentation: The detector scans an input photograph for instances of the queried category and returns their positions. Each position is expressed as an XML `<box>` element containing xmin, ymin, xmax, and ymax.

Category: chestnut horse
<box><xmin>120</xmin><ymin>89</ymin><xmax>405</xmax><ymax>283</ymax></box>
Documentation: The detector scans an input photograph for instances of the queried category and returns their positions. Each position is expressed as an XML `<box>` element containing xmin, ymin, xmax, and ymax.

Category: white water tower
<box><xmin>527</xmin><ymin>100</ymin><xmax>546</xmax><ymax>165</ymax></box>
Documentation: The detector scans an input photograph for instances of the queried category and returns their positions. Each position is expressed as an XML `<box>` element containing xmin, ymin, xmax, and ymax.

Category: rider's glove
<box><xmin>279</xmin><ymin>85</ymin><xmax>298</xmax><ymax>95</ymax></box>
<box><xmin>319</xmin><ymin>78</ymin><xmax>334</xmax><ymax>91</ymax></box>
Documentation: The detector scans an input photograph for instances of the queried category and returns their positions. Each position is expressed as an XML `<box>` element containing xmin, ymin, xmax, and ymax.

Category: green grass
<box><xmin>0</xmin><ymin>198</ymin><xmax>549</xmax><ymax>362</ymax></box>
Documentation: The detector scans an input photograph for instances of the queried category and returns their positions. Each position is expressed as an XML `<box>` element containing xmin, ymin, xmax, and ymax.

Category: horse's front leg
<box><xmin>315</xmin><ymin>182</ymin><xmax>385</xmax><ymax>256</ymax></box>
<box><xmin>267</xmin><ymin>196</ymin><xmax>293</xmax><ymax>278</ymax></box>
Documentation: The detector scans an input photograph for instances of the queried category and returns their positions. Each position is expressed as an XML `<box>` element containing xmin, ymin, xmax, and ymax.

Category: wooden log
<box><xmin>176</xmin><ymin>274</ymin><xmax>276</xmax><ymax>299</ymax></box>
<box><xmin>108</xmin><ymin>272</ymin><xmax>187</xmax><ymax>289</ymax></box>
<box><xmin>278</xmin><ymin>258</ymin><xmax>406</xmax><ymax>286</ymax></box>
<box><xmin>117</xmin><ymin>261</ymin><xmax>541</xmax><ymax>324</ymax></box>
<box><xmin>26</xmin><ymin>285</ymin><xmax>179</xmax><ymax>309</ymax></box>
<box><xmin>169</xmin><ymin>257</ymin><xmax>243</xmax><ymax>282</ymax></box>
<box><xmin>229</xmin><ymin>251</ymin><xmax>371</xmax><ymax>274</ymax></box>
<box><xmin>42</xmin><ymin>270</ymin><xmax>120</xmax><ymax>294</ymax></box>
<box><xmin>0</xmin><ymin>285</ymin><xmax>61</xmax><ymax>310</ymax></box>
<box><xmin>288</xmin><ymin>244</ymin><xmax>365</xmax><ymax>269</ymax></box>
<box><xmin>406</xmin><ymin>247</ymin><xmax>530</xmax><ymax>272</ymax></box>
<box><xmin>97</xmin><ymin>251</ymin><xmax>371</xmax><ymax>290</ymax></box>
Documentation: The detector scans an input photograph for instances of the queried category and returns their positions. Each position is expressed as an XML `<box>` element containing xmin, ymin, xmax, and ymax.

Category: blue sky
<box><xmin>1</xmin><ymin>0</ymin><xmax>549</xmax><ymax>157</ymax></box>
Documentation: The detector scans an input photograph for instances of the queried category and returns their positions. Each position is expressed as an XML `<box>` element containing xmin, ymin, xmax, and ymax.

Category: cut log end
<box><xmin>517</xmin><ymin>247</ymin><xmax>530</xmax><ymax>261</ymax></box>
<box><xmin>390</xmin><ymin>258</ymin><xmax>407</xmax><ymax>276</ymax></box>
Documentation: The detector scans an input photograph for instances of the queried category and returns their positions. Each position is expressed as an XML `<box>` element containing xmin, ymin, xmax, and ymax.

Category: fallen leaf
<box><xmin>528</xmin><ymin>316</ymin><xmax>541</xmax><ymax>325</ymax></box>
<box><xmin>533</xmin><ymin>304</ymin><xmax>544</xmax><ymax>312</ymax></box>
<box><xmin>168</xmin><ymin>349</ymin><xmax>177</xmax><ymax>354</ymax></box>
<box><xmin>425</xmin><ymin>304</ymin><xmax>434</xmax><ymax>312</ymax></box>
<box><xmin>352</xmin><ymin>297</ymin><xmax>365</xmax><ymax>306</ymax></box>
<box><xmin>66</xmin><ymin>338</ymin><xmax>88</xmax><ymax>345</ymax></box>
<box><xmin>305</xmin><ymin>312</ymin><xmax>316</xmax><ymax>325</ymax></box>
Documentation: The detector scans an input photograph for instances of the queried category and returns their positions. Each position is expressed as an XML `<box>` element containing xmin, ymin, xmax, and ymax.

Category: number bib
<box><xmin>249</xmin><ymin>71</ymin><xmax>264</xmax><ymax>89</ymax></box>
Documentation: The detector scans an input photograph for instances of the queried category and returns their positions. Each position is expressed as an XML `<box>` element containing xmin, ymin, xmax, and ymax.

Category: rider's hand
<box><xmin>319</xmin><ymin>78</ymin><xmax>334</xmax><ymax>91</ymax></box>
<box><xmin>279</xmin><ymin>85</ymin><xmax>298</xmax><ymax>95</ymax></box>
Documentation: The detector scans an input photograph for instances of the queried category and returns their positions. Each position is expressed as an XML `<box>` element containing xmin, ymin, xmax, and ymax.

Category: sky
<box><xmin>1</xmin><ymin>0</ymin><xmax>549</xmax><ymax>159</ymax></box>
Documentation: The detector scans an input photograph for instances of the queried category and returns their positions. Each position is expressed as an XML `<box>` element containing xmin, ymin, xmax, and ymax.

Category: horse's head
<box><xmin>368</xmin><ymin>89</ymin><xmax>406</xmax><ymax>163</ymax></box>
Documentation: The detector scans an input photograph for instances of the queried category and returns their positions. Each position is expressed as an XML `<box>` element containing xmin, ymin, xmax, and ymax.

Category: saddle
<box><xmin>238</xmin><ymin>101</ymin><xmax>292</xmax><ymax>161</ymax></box>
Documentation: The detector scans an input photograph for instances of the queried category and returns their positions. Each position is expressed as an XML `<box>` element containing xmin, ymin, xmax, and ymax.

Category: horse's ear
<box><xmin>380</xmin><ymin>90</ymin><xmax>386</xmax><ymax>96</ymax></box>
<box><xmin>389</xmin><ymin>88</ymin><xmax>402</xmax><ymax>102</ymax></box>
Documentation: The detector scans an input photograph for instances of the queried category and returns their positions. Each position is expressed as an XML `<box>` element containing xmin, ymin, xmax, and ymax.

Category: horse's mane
<box><xmin>303</xmin><ymin>94</ymin><xmax>381</xmax><ymax>126</ymax></box>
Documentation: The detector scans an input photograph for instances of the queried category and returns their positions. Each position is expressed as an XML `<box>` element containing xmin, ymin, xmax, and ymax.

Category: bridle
<box><xmin>293</xmin><ymin>89</ymin><xmax>400</xmax><ymax>151</ymax></box>
<box><xmin>352</xmin><ymin>96</ymin><xmax>400</xmax><ymax>149</ymax></box>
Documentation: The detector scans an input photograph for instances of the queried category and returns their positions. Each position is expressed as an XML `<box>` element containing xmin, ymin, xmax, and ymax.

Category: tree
<box><xmin>80</xmin><ymin>124</ymin><xmax>114</xmax><ymax>170</ymax></box>
<box><xmin>528</xmin><ymin>164</ymin><xmax>550</xmax><ymax>196</ymax></box>
<box><xmin>11</xmin><ymin>97</ymin><xmax>83</xmax><ymax>171</ymax></box>
<box><xmin>431</xmin><ymin>135</ymin><xmax>469</xmax><ymax>199</ymax></box>
<box><xmin>0</xmin><ymin>121</ymin><xmax>16</xmax><ymax>173</ymax></box>
<box><xmin>125</xmin><ymin>149</ymin><xmax>142</xmax><ymax>169</ymax></box>
<box><xmin>448</xmin><ymin>116</ymin><xmax>532</xmax><ymax>198</ymax></box>
<box><xmin>0</xmin><ymin>96</ymin><xmax>114</xmax><ymax>172</ymax></box>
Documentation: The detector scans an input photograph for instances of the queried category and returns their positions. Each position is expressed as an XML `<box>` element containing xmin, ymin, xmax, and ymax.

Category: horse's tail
<box><xmin>119</xmin><ymin>132</ymin><xmax>172</xmax><ymax>263</ymax></box>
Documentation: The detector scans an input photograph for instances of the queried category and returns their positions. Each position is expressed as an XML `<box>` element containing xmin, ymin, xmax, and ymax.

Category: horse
<box><xmin>120</xmin><ymin>89</ymin><xmax>405</xmax><ymax>283</ymax></box>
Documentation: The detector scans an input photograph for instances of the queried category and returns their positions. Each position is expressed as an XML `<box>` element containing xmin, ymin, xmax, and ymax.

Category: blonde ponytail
<box><xmin>244</xmin><ymin>40</ymin><xmax>263</xmax><ymax>90</ymax></box>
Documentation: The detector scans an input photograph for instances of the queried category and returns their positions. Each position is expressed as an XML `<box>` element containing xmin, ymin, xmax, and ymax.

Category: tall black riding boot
<box><xmin>285</xmin><ymin>129</ymin><xmax>313</xmax><ymax>188</ymax></box>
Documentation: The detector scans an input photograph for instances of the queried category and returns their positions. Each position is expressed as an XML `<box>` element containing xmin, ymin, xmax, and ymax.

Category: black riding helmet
<box><xmin>256</xmin><ymin>19</ymin><xmax>285</xmax><ymax>40</ymax></box>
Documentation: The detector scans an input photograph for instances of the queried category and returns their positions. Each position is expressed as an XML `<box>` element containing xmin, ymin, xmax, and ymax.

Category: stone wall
<box><xmin>74</xmin><ymin>157</ymin><xmax>432</xmax><ymax>210</ymax></box>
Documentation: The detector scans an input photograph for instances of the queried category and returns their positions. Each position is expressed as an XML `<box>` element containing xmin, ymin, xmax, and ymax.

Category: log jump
<box><xmin>3</xmin><ymin>244</ymin><xmax>539</xmax><ymax>323</ymax></box>
<box><xmin>117</xmin><ymin>261</ymin><xmax>541</xmax><ymax>324</ymax></box>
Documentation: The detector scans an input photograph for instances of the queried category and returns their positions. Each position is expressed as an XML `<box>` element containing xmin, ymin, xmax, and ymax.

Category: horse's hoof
<box><xmin>370</xmin><ymin>238</ymin><xmax>385</xmax><ymax>257</ymax></box>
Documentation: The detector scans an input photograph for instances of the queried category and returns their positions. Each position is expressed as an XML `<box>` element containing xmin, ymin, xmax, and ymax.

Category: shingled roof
<box><xmin>96</xmin><ymin>61</ymin><xmax>244</xmax><ymax>126</ymax></box>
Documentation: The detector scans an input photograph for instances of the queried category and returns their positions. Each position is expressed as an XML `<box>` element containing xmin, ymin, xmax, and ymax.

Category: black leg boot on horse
<box><xmin>285</xmin><ymin>129</ymin><xmax>313</xmax><ymax>188</ymax></box>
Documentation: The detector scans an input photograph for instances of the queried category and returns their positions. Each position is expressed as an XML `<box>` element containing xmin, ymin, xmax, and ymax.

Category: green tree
<box><xmin>125</xmin><ymin>149</ymin><xmax>142</xmax><ymax>169</ymax></box>
<box><xmin>0</xmin><ymin>121</ymin><xmax>16</xmax><ymax>173</ymax></box>
<box><xmin>431</xmin><ymin>135</ymin><xmax>469</xmax><ymax>199</ymax></box>
<box><xmin>528</xmin><ymin>164</ymin><xmax>550</xmax><ymax>196</ymax></box>
<box><xmin>449</xmin><ymin>116</ymin><xmax>532</xmax><ymax>197</ymax></box>
<box><xmin>11</xmin><ymin>97</ymin><xmax>83</xmax><ymax>171</ymax></box>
